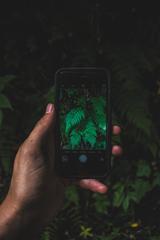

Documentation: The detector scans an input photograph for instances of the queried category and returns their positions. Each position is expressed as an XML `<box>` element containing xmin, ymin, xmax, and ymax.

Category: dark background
<box><xmin>0</xmin><ymin>2</ymin><xmax>160</xmax><ymax>239</ymax></box>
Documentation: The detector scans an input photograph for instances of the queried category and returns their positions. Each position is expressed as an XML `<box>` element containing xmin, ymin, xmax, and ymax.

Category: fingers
<box><xmin>112</xmin><ymin>145</ymin><xmax>122</xmax><ymax>155</ymax></box>
<box><xmin>112</xmin><ymin>125</ymin><xmax>121</xmax><ymax>135</ymax></box>
<box><xmin>77</xmin><ymin>179</ymin><xmax>108</xmax><ymax>193</ymax></box>
<box><xmin>112</xmin><ymin>125</ymin><xmax>122</xmax><ymax>155</ymax></box>
<box><xmin>63</xmin><ymin>179</ymin><xmax>108</xmax><ymax>194</ymax></box>
<box><xmin>76</xmin><ymin>125</ymin><xmax>122</xmax><ymax>193</ymax></box>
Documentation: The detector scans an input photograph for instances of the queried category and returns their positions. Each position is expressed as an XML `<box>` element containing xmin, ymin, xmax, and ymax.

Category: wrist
<box><xmin>0</xmin><ymin>194</ymin><xmax>45</xmax><ymax>240</ymax></box>
<box><xmin>0</xmin><ymin>195</ymin><xmax>21</xmax><ymax>239</ymax></box>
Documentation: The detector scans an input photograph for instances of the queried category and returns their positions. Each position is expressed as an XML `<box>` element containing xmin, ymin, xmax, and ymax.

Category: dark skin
<box><xmin>0</xmin><ymin>103</ymin><xmax>122</xmax><ymax>240</ymax></box>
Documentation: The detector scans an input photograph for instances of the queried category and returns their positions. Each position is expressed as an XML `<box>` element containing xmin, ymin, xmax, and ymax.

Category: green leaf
<box><xmin>128</xmin><ymin>192</ymin><xmax>139</xmax><ymax>203</ymax></box>
<box><xmin>153</xmin><ymin>173</ymin><xmax>160</xmax><ymax>187</ymax></box>
<box><xmin>91</xmin><ymin>96</ymin><xmax>105</xmax><ymax>114</ymax></box>
<box><xmin>109</xmin><ymin>48</ymin><xmax>155</xmax><ymax>141</ymax></box>
<box><xmin>42</xmin><ymin>230</ymin><xmax>50</xmax><ymax>240</ymax></box>
<box><xmin>97</xmin><ymin>227</ymin><xmax>120</xmax><ymax>240</ymax></box>
<box><xmin>44</xmin><ymin>86</ymin><xmax>55</xmax><ymax>103</ymax></box>
<box><xmin>77</xmin><ymin>96</ymin><xmax>86</xmax><ymax>107</ymax></box>
<box><xmin>113</xmin><ymin>184</ymin><xmax>125</xmax><ymax>207</ymax></box>
<box><xmin>132</xmin><ymin>179</ymin><xmax>151</xmax><ymax>202</ymax></box>
<box><xmin>65</xmin><ymin>186</ymin><xmax>79</xmax><ymax>205</ymax></box>
<box><xmin>70</xmin><ymin>129</ymin><xmax>81</xmax><ymax>149</ymax></box>
<box><xmin>122</xmin><ymin>195</ymin><xmax>129</xmax><ymax>211</ymax></box>
<box><xmin>82</xmin><ymin>120</ymin><xmax>97</xmax><ymax>147</ymax></box>
<box><xmin>136</xmin><ymin>160</ymin><xmax>151</xmax><ymax>177</ymax></box>
<box><xmin>93</xmin><ymin>193</ymin><xmax>110</xmax><ymax>213</ymax></box>
<box><xmin>0</xmin><ymin>110</ymin><xmax>3</xmax><ymax>127</ymax></box>
<box><xmin>80</xmin><ymin>226</ymin><xmax>93</xmax><ymax>238</ymax></box>
<box><xmin>151</xmin><ymin>236</ymin><xmax>160</xmax><ymax>240</ymax></box>
<box><xmin>148</xmin><ymin>142</ymin><xmax>159</xmax><ymax>158</ymax></box>
<box><xmin>0</xmin><ymin>75</ymin><xmax>15</xmax><ymax>92</ymax></box>
<box><xmin>0</xmin><ymin>94</ymin><xmax>12</xmax><ymax>109</ymax></box>
<box><xmin>91</xmin><ymin>96</ymin><xmax>107</xmax><ymax>132</ymax></box>
<box><xmin>65</xmin><ymin>108</ymin><xmax>85</xmax><ymax>135</ymax></box>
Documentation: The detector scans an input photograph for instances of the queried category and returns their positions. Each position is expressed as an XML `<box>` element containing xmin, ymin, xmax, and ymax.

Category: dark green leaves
<box><xmin>65</xmin><ymin>107</ymin><xmax>85</xmax><ymax>135</ymax></box>
<box><xmin>70</xmin><ymin>129</ymin><xmax>81</xmax><ymax>149</ymax></box>
<box><xmin>0</xmin><ymin>94</ymin><xmax>12</xmax><ymax>109</ymax></box>
<box><xmin>136</xmin><ymin>160</ymin><xmax>151</xmax><ymax>177</ymax></box>
<box><xmin>63</xmin><ymin>95</ymin><xmax>106</xmax><ymax>149</ymax></box>
<box><xmin>131</xmin><ymin>179</ymin><xmax>151</xmax><ymax>202</ymax></box>
<box><xmin>93</xmin><ymin>193</ymin><xmax>110</xmax><ymax>214</ymax></box>
<box><xmin>65</xmin><ymin>186</ymin><xmax>79</xmax><ymax>205</ymax></box>
<box><xmin>0</xmin><ymin>110</ymin><xmax>3</xmax><ymax>127</ymax></box>
<box><xmin>113</xmin><ymin>183</ymin><xmax>125</xmax><ymax>208</ymax></box>
<box><xmin>82</xmin><ymin>120</ymin><xmax>97</xmax><ymax>147</ymax></box>
<box><xmin>113</xmin><ymin>176</ymin><xmax>152</xmax><ymax>212</ymax></box>
<box><xmin>91</xmin><ymin>96</ymin><xmax>106</xmax><ymax>133</ymax></box>
<box><xmin>0</xmin><ymin>75</ymin><xmax>15</xmax><ymax>92</ymax></box>
<box><xmin>0</xmin><ymin>75</ymin><xmax>14</xmax><ymax>127</ymax></box>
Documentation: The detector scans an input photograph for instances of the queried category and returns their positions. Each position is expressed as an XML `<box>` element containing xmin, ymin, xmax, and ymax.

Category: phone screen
<box><xmin>55</xmin><ymin>68</ymin><xmax>111</xmax><ymax>178</ymax></box>
<box><xmin>59</xmin><ymin>83</ymin><xmax>107</xmax><ymax>151</ymax></box>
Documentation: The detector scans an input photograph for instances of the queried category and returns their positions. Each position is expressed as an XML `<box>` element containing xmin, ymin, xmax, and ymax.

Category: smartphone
<box><xmin>54</xmin><ymin>67</ymin><xmax>111</xmax><ymax>179</ymax></box>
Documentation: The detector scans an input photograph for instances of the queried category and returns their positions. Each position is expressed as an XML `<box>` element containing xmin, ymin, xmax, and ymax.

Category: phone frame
<box><xmin>54</xmin><ymin>67</ymin><xmax>112</xmax><ymax>179</ymax></box>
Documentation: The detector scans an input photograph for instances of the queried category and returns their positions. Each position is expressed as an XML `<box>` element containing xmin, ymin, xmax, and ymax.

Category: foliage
<box><xmin>63</xmin><ymin>98</ymin><xmax>105</xmax><ymax>149</ymax></box>
<box><xmin>0</xmin><ymin>3</ymin><xmax>160</xmax><ymax>240</ymax></box>
<box><xmin>0</xmin><ymin>75</ymin><xmax>14</xmax><ymax>127</ymax></box>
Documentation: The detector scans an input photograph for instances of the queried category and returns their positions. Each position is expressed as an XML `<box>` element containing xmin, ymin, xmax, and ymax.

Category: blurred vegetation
<box><xmin>0</xmin><ymin>2</ymin><xmax>160</xmax><ymax>239</ymax></box>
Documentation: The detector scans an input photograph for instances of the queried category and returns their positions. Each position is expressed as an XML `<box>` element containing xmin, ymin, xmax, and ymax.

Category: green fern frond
<box><xmin>65</xmin><ymin>108</ymin><xmax>85</xmax><ymax>135</ymax></box>
<box><xmin>91</xmin><ymin>96</ymin><xmax>105</xmax><ymax>114</ymax></box>
<box><xmin>0</xmin><ymin>75</ymin><xmax>15</xmax><ymax>92</ymax></box>
<box><xmin>82</xmin><ymin>120</ymin><xmax>97</xmax><ymax>147</ymax></box>
<box><xmin>41</xmin><ymin>219</ymin><xmax>59</xmax><ymax>240</ymax></box>
<box><xmin>91</xmin><ymin>96</ymin><xmax>106</xmax><ymax>133</ymax></box>
<box><xmin>41</xmin><ymin>205</ymin><xmax>82</xmax><ymax>240</ymax></box>
<box><xmin>0</xmin><ymin>110</ymin><xmax>3</xmax><ymax>127</ymax></box>
<box><xmin>69</xmin><ymin>129</ymin><xmax>81</xmax><ymax>149</ymax></box>
<box><xmin>107</xmin><ymin>47</ymin><xmax>154</xmax><ymax>140</ymax></box>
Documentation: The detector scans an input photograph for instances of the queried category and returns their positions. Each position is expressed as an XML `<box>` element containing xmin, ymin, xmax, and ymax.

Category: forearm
<box><xmin>0</xmin><ymin>195</ymin><xmax>44</xmax><ymax>240</ymax></box>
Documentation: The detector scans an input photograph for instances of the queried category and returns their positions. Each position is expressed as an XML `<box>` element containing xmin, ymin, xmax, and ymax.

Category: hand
<box><xmin>73</xmin><ymin>125</ymin><xmax>122</xmax><ymax>193</ymax></box>
<box><xmin>1</xmin><ymin>103</ymin><xmax>122</xmax><ymax>235</ymax></box>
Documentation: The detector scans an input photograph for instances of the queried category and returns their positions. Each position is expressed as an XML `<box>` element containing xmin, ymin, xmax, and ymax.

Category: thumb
<box><xmin>28</xmin><ymin>103</ymin><xmax>56</xmax><ymax>145</ymax></box>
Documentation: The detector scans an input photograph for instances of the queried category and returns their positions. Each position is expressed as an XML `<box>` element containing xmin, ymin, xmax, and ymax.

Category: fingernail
<box><xmin>98</xmin><ymin>186</ymin><xmax>108</xmax><ymax>193</ymax></box>
<box><xmin>112</xmin><ymin>145</ymin><xmax>123</xmax><ymax>155</ymax></box>
<box><xmin>45</xmin><ymin>103</ymin><xmax>54</xmax><ymax>114</ymax></box>
<box><xmin>113</xmin><ymin>125</ymin><xmax>121</xmax><ymax>135</ymax></box>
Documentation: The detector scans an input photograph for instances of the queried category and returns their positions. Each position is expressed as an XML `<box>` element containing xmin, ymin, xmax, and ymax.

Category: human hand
<box><xmin>2</xmin><ymin>103</ymin><xmax>122</xmax><ymax>232</ymax></box>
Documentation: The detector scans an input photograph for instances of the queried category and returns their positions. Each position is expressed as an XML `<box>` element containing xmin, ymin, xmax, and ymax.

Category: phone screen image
<box><xmin>59</xmin><ymin>82</ymin><xmax>107</xmax><ymax>151</ymax></box>
<box><xmin>55</xmin><ymin>68</ymin><xmax>111</xmax><ymax>178</ymax></box>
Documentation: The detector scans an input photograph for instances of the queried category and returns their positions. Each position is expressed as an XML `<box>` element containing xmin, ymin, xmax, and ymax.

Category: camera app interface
<box><xmin>59</xmin><ymin>81</ymin><xmax>107</xmax><ymax>151</ymax></box>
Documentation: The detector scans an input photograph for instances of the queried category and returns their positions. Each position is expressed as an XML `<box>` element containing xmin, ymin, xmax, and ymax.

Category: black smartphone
<box><xmin>54</xmin><ymin>67</ymin><xmax>111</xmax><ymax>179</ymax></box>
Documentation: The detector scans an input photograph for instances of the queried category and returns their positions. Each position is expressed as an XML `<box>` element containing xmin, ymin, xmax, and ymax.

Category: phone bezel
<box><xmin>54</xmin><ymin>67</ymin><xmax>112</xmax><ymax>179</ymax></box>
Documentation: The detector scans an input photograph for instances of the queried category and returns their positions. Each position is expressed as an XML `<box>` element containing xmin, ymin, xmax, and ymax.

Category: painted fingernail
<box><xmin>113</xmin><ymin>125</ymin><xmax>121</xmax><ymax>134</ymax></box>
<box><xmin>112</xmin><ymin>145</ymin><xmax>123</xmax><ymax>155</ymax></box>
<box><xmin>45</xmin><ymin>103</ymin><xmax>54</xmax><ymax>114</ymax></box>
<box><xmin>98</xmin><ymin>186</ymin><xmax>108</xmax><ymax>193</ymax></box>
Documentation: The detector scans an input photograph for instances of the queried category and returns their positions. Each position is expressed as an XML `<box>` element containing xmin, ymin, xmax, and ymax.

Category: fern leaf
<box><xmin>0</xmin><ymin>75</ymin><xmax>15</xmax><ymax>92</ymax></box>
<box><xmin>91</xmin><ymin>96</ymin><xmax>105</xmax><ymax>115</ymax></box>
<box><xmin>82</xmin><ymin>120</ymin><xmax>97</xmax><ymax>147</ymax></box>
<box><xmin>69</xmin><ymin>129</ymin><xmax>81</xmax><ymax>149</ymax></box>
<box><xmin>108</xmin><ymin>47</ymin><xmax>154</xmax><ymax>140</ymax></box>
<box><xmin>65</xmin><ymin>108</ymin><xmax>85</xmax><ymax>135</ymax></box>
<box><xmin>91</xmin><ymin>96</ymin><xmax>106</xmax><ymax>133</ymax></box>
<box><xmin>0</xmin><ymin>110</ymin><xmax>3</xmax><ymax>127</ymax></box>
<box><xmin>0</xmin><ymin>94</ymin><xmax>12</xmax><ymax>109</ymax></box>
